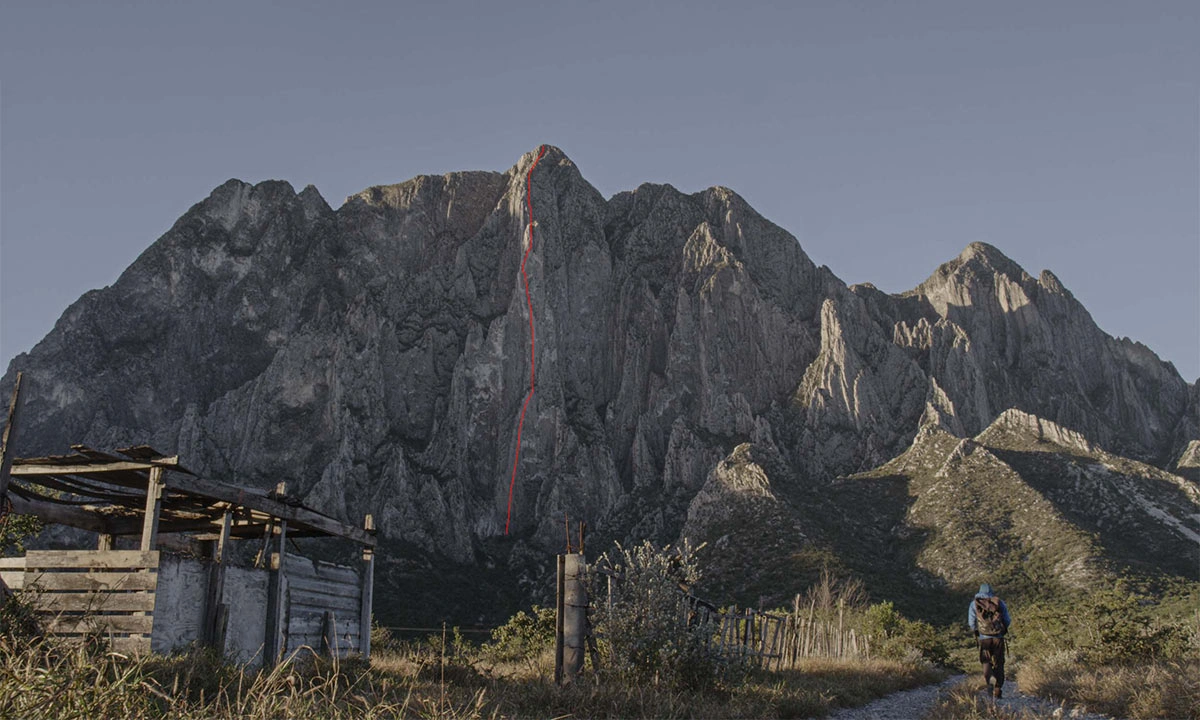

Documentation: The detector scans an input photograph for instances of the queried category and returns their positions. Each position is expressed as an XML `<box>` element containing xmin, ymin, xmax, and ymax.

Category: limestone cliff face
<box><xmin>3</xmin><ymin>147</ymin><xmax>1195</xmax><ymax>577</ymax></box>
<box><xmin>852</xmin><ymin>242</ymin><xmax>1192</xmax><ymax>465</ymax></box>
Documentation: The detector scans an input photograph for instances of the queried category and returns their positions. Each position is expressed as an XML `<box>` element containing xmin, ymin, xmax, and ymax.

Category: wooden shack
<box><xmin>0</xmin><ymin>435</ymin><xmax>376</xmax><ymax>666</ymax></box>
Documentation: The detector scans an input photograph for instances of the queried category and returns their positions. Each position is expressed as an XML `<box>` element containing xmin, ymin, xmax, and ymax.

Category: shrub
<box><xmin>1016</xmin><ymin>586</ymin><xmax>1197</xmax><ymax>665</ymax></box>
<box><xmin>482</xmin><ymin>605</ymin><xmax>554</xmax><ymax>670</ymax></box>
<box><xmin>591</xmin><ymin>539</ymin><xmax>732</xmax><ymax>690</ymax></box>
<box><xmin>0</xmin><ymin>511</ymin><xmax>42</xmax><ymax>555</ymax></box>
<box><xmin>860</xmin><ymin>600</ymin><xmax>949</xmax><ymax>666</ymax></box>
<box><xmin>862</xmin><ymin>601</ymin><xmax>902</xmax><ymax>643</ymax></box>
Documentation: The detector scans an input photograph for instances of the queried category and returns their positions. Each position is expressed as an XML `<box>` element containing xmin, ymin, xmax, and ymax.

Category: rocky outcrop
<box><xmin>862</xmin><ymin>242</ymin><xmax>1192</xmax><ymax>464</ymax></box>
<box><xmin>2</xmin><ymin>147</ymin><xmax>1195</xmax><ymax>594</ymax></box>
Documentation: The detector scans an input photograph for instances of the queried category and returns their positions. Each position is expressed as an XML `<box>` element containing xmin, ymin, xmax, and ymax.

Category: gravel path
<box><xmin>825</xmin><ymin>675</ymin><xmax>1124</xmax><ymax>720</ymax></box>
<box><xmin>990</xmin><ymin>679</ymin><xmax>1123</xmax><ymax>720</ymax></box>
<box><xmin>826</xmin><ymin>674</ymin><xmax>965</xmax><ymax>720</ymax></box>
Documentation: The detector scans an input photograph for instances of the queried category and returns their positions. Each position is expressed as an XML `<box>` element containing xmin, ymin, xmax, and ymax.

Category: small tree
<box><xmin>591</xmin><ymin>539</ymin><xmax>728</xmax><ymax>689</ymax></box>
<box><xmin>482</xmin><ymin>605</ymin><xmax>555</xmax><ymax>671</ymax></box>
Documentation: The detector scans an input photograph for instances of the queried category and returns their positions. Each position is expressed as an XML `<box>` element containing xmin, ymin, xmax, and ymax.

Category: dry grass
<box><xmin>0</xmin><ymin>633</ymin><xmax>946</xmax><ymax>719</ymax></box>
<box><xmin>0</xmin><ymin>635</ymin><xmax>486</xmax><ymax>720</ymax></box>
<box><xmin>923</xmin><ymin>678</ymin><xmax>1057</xmax><ymax>720</ymax></box>
<box><xmin>1018</xmin><ymin>653</ymin><xmax>1200</xmax><ymax>720</ymax></box>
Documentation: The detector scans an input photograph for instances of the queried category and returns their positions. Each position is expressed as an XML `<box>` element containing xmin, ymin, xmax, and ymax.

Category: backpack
<box><xmin>974</xmin><ymin>596</ymin><xmax>1005</xmax><ymax>636</ymax></box>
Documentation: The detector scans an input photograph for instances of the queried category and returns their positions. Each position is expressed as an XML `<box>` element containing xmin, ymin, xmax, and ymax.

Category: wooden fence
<box><xmin>679</xmin><ymin>594</ymin><xmax>870</xmax><ymax>670</ymax></box>
<box><xmin>0</xmin><ymin>556</ymin><xmax>24</xmax><ymax>591</ymax></box>
<box><xmin>18</xmin><ymin>550</ymin><xmax>161</xmax><ymax>655</ymax></box>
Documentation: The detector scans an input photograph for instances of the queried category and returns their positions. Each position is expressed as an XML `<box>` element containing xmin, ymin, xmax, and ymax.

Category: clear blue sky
<box><xmin>2</xmin><ymin>1</ymin><xmax>1198</xmax><ymax>380</ymax></box>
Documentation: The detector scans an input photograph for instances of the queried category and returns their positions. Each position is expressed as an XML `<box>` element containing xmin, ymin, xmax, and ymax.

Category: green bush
<box><xmin>860</xmin><ymin>601</ymin><xmax>949</xmax><ymax>666</ymax></box>
<box><xmin>862</xmin><ymin>601</ymin><xmax>902</xmax><ymax>642</ymax></box>
<box><xmin>0</xmin><ymin>512</ymin><xmax>42</xmax><ymax>556</ymax></box>
<box><xmin>1015</xmin><ymin>586</ymin><xmax>1197</xmax><ymax>664</ymax></box>
<box><xmin>482</xmin><ymin>606</ymin><xmax>555</xmax><ymax>669</ymax></box>
<box><xmin>591</xmin><ymin>539</ymin><xmax>733</xmax><ymax>690</ymax></box>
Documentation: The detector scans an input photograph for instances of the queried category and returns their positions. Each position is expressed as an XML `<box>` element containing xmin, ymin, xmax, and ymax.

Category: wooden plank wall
<box><xmin>282</xmin><ymin>555</ymin><xmax>362</xmax><ymax>657</ymax></box>
<box><xmin>221</xmin><ymin>565</ymin><xmax>269</xmax><ymax>666</ymax></box>
<box><xmin>150</xmin><ymin>555</ymin><xmax>210</xmax><ymax>655</ymax></box>
<box><xmin>21</xmin><ymin>550</ymin><xmax>160</xmax><ymax>655</ymax></box>
<box><xmin>0</xmin><ymin>556</ymin><xmax>25</xmax><ymax>591</ymax></box>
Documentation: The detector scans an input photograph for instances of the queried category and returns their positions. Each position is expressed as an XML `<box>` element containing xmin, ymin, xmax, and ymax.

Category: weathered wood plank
<box><xmin>290</xmin><ymin>592</ymin><xmax>361</xmax><ymax>614</ymax></box>
<box><xmin>156</xmin><ymin>474</ymin><xmax>375</xmax><ymax>545</ymax></box>
<box><xmin>106</xmin><ymin>636</ymin><xmax>153</xmax><ymax>655</ymax></box>
<box><xmin>282</xmin><ymin>557</ymin><xmax>359</xmax><ymax>585</ymax></box>
<box><xmin>5</xmin><ymin>494</ymin><xmax>114</xmax><ymax>534</ymax></box>
<box><xmin>30</xmin><ymin>592</ymin><xmax>156</xmax><ymax>612</ymax></box>
<box><xmin>24</xmin><ymin>550</ymin><xmax>160</xmax><ymax>570</ymax></box>
<box><xmin>46</xmin><ymin>614</ymin><xmax>155</xmax><ymax>634</ymax></box>
<box><xmin>359</xmin><ymin>514</ymin><xmax>374</xmax><ymax>660</ymax></box>
<box><xmin>23</xmin><ymin>572</ymin><xmax>158</xmax><ymax>592</ymax></box>
<box><xmin>0</xmin><ymin>558</ymin><xmax>25</xmax><ymax>569</ymax></box>
<box><xmin>264</xmin><ymin>519</ymin><xmax>288</xmax><ymax>667</ymax></box>
<box><xmin>140</xmin><ymin>466</ymin><xmax>165</xmax><ymax>551</ymax></box>
<box><xmin>0</xmin><ymin>571</ymin><xmax>23</xmax><ymax>590</ymax></box>
<box><xmin>204</xmin><ymin>510</ymin><xmax>231</xmax><ymax>648</ymax></box>
<box><xmin>0</xmin><ymin>372</ymin><xmax>24</xmax><ymax>501</ymax></box>
<box><xmin>287</xmin><ymin>614</ymin><xmax>358</xmax><ymax>637</ymax></box>
<box><xmin>11</xmin><ymin>460</ymin><xmax>179</xmax><ymax>476</ymax></box>
<box><xmin>287</xmin><ymin>634</ymin><xmax>359</xmax><ymax>656</ymax></box>
<box><xmin>285</xmin><ymin>575</ymin><xmax>360</xmax><ymax>599</ymax></box>
<box><xmin>55</xmin><ymin>635</ymin><xmax>154</xmax><ymax>655</ymax></box>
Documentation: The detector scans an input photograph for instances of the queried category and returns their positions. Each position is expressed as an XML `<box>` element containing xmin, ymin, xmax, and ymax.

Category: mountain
<box><xmin>3</xmin><ymin>146</ymin><xmax>1197</xmax><ymax>624</ymax></box>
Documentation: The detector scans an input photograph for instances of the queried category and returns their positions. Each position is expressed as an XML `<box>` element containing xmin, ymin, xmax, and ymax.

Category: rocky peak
<box><xmin>976</xmin><ymin>408</ymin><xmax>1097</xmax><ymax>455</ymax></box>
<box><xmin>2</xmin><ymin>147</ymin><xmax>1195</xmax><ymax>619</ymax></box>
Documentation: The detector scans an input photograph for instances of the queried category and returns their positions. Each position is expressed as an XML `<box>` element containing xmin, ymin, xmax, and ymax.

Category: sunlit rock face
<box><xmin>3</xmin><ymin>147</ymin><xmax>1195</xmax><ymax>572</ymax></box>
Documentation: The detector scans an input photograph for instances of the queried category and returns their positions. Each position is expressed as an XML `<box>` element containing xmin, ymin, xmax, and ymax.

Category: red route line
<box><xmin>505</xmin><ymin>144</ymin><xmax>547</xmax><ymax>535</ymax></box>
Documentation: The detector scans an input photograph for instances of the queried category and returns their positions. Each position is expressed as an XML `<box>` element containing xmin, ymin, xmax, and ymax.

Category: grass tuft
<box><xmin>1017</xmin><ymin>655</ymin><xmax>1200</xmax><ymax>720</ymax></box>
<box><xmin>0</xmin><ymin>631</ymin><xmax>946</xmax><ymax>719</ymax></box>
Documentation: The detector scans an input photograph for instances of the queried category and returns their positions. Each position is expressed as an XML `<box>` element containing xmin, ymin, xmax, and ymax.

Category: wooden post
<box><xmin>837</xmin><ymin>598</ymin><xmax>844</xmax><ymax>658</ymax></box>
<box><xmin>321</xmin><ymin>610</ymin><xmax>335</xmax><ymax>657</ymax></box>
<box><xmin>204</xmin><ymin>508</ymin><xmax>233</xmax><ymax>649</ymax></box>
<box><xmin>358</xmin><ymin>514</ymin><xmax>375</xmax><ymax>660</ymax></box>
<box><xmin>264</xmin><ymin>484</ymin><xmax>289</xmax><ymax>667</ymax></box>
<box><xmin>134</xmin><ymin>464</ymin><xmax>165</xmax><ymax>641</ymax></box>
<box><xmin>0</xmin><ymin>374</ymin><xmax>20</xmax><ymax>602</ymax></box>
<box><xmin>97</xmin><ymin>534</ymin><xmax>114</xmax><ymax>551</ymax></box>
<box><xmin>140</xmin><ymin>466</ymin><xmax>165</xmax><ymax>551</ymax></box>
<box><xmin>0</xmin><ymin>372</ymin><xmax>24</xmax><ymax>500</ymax></box>
<box><xmin>554</xmin><ymin>554</ymin><xmax>565</xmax><ymax>685</ymax></box>
<box><xmin>0</xmin><ymin>374</ymin><xmax>23</xmax><ymax>601</ymax></box>
<box><xmin>135</xmin><ymin>468</ymin><xmax>162</xmax><ymax>642</ymax></box>
<box><xmin>561</xmin><ymin>553</ymin><xmax>587</xmax><ymax>683</ymax></box>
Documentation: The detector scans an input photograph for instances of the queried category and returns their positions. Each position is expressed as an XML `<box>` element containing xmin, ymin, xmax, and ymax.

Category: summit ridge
<box><xmin>3</xmin><ymin>145</ymin><xmax>1195</xmax><ymax>624</ymax></box>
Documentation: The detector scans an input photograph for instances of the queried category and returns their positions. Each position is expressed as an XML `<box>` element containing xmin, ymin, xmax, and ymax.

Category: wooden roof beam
<box><xmin>160</xmin><ymin>473</ymin><xmax>376</xmax><ymax>546</ymax></box>
<box><xmin>8</xmin><ymin>493</ymin><xmax>114</xmax><ymax>535</ymax></box>
<box><xmin>10</xmin><ymin>459</ymin><xmax>179</xmax><ymax>476</ymax></box>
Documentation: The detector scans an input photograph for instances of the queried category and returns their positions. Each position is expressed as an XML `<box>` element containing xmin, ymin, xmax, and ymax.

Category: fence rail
<box><xmin>677</xmin><ymin>592</ymin><xmax>871</xmax><ymax>670</ymax></box>
<box><xmin>20</xmin><ymin>550</ymin><xmax>161</xmax><ymax>655</ymax></box>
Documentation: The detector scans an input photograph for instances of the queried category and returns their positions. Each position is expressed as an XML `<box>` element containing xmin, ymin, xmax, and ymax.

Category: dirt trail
<box><xmin>826</xmin><ymin>675</ymin><xmax>1123</xmax><ymax>720</ymax></box>
<box><xmin>826</xmin><ymin>675</ymin><xmax>963</xmax><ymax>720</ymax></box>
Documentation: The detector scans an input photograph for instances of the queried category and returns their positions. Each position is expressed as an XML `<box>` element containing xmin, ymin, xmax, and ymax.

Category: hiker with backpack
<box><xmin>968</xmin><ymin>583</ymin><xmax>1011</xmax><ymax>698</ymax></box>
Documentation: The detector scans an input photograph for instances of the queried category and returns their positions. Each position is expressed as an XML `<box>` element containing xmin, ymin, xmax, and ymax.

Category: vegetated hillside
<box><xmin>853</xmin><ymin>409</ymin><xmax>1197</xmax><ymax>615</ymax></box>
<box><xmin>2</xmin><ymin>146</ymin><xmax>1197</xmax><ymax>625</ymax></box>
<box><xmin>681</xmin><ymin>407</ymin><xmax>1199</xmax><ymax>623</ymax></box>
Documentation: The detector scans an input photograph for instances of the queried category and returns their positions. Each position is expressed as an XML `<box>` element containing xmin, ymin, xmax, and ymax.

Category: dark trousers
<box><xmin>978</xmin><ymin>637</ymin><xmax>1006</xmax><ymax>688</ymax></box>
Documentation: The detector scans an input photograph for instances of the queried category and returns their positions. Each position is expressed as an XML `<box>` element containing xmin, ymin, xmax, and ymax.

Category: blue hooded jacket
<box><xmin>968</xmin><ymin>583</ymin><xmax>1011</xmax><ymax>639</ymax></box>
